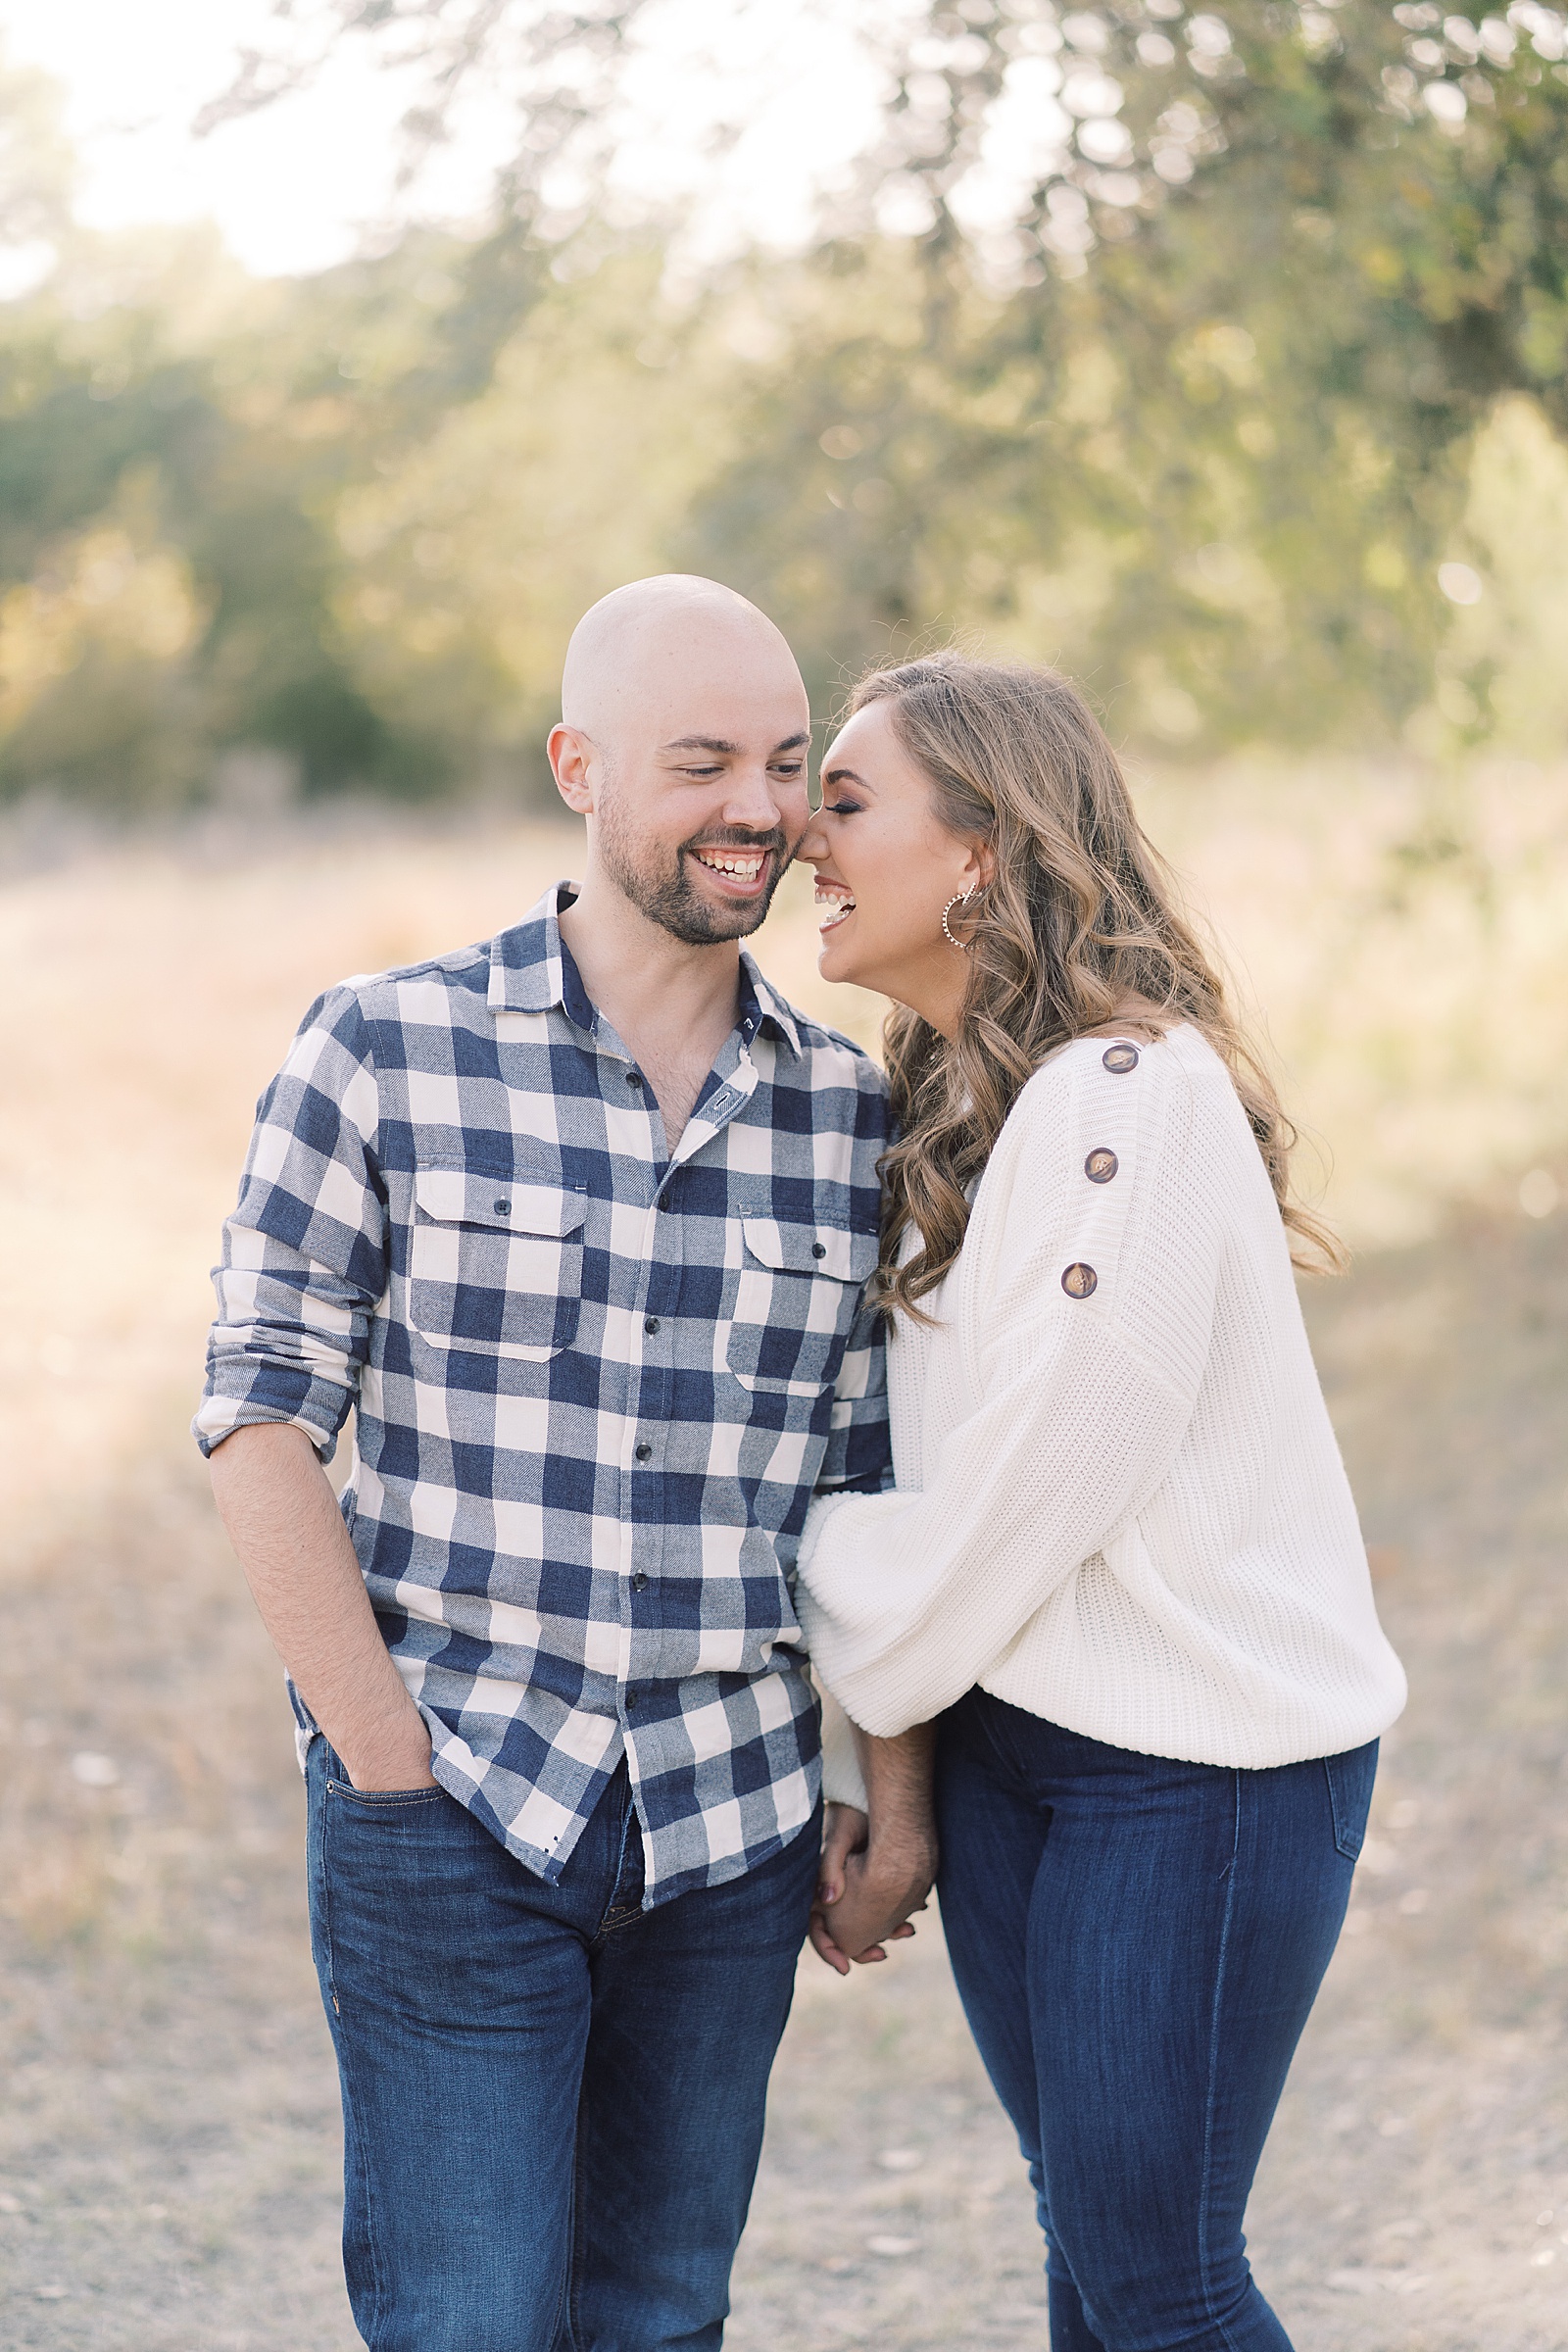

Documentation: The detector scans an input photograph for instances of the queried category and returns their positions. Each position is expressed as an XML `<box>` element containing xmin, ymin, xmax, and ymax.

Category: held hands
<box><xmin>808</xmin><ymin>1802</ymin><xmax>938</xmax><ymax>1977</ymax></box>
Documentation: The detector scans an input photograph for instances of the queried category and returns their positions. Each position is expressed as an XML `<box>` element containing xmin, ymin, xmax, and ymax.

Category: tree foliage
<box><xmin>684</xmin><ymin>0</ymin><xmax>1568</xmax><ymax>738</ymax></box>
<box><xmin>0</xmin><ymin>2</ymin><xmax>1563</xmax><ymax>804</ymax></box>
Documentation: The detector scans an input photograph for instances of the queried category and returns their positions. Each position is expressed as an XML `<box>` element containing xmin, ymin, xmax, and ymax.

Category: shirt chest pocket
<box><xmin>409</xmin><ymin>1169</ymin><xmax>586</xmax><ymax>1363</ymax></box>
<box><xmin>725</xmin><ymin>1218</ymin><xmax>880</xmax><ymax>1396</ymax></box>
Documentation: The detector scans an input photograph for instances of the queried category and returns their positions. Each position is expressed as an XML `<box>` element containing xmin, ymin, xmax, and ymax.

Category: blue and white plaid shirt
<box><xmin>196</xmin><ymin>883</ymin><xmax>892</xmax><ymax>1906</ymax></box>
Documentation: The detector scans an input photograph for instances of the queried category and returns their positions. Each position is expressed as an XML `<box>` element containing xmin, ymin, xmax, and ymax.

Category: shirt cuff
<box><xmin>192</xmin><ymin>1390</ymin><xmax>345</xmax><ymax>1463</ymax></box>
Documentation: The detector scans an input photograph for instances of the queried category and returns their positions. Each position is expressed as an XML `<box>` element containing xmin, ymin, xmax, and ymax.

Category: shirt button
<box><xmin>1084</xmin><ymin>1150</ymin><xmax>1118</xmax><ymax>1184</ymax></box>
<box><xmin>644</xmin><ymin>1316</ymin><xmax>661</xmax><ymax>1335</ymax></box>
<box><xmin>1102</xmin><ymin>1043</ymin><xmax>1140</xmax><ymax>1074</ymax></box>
<box><xmin>1061</xmin><ymin>1262</ymin><xmax>1099</xmax><ymax>1298</ymax></box>
<box><xmin>810</xmin><ymin>1241</ymin><xmax>826</xmax><ymax>1259</ymax></box>
<box><xmin>634</xmin><ymin>1441</ymin><xmax>653</xmax><ymax>1461</ymax></box>
<box><xmin>626</xmin><ymin>1069</ymin><xmax>644</xmax><ymax>1089</ymax></box>
<box><xmin>625</xmin><ymin>1690</ymin><xmax>639</xmax><ymax>1710</ymax></box>
<box><xmin>493</xmin><ymin>1198</ymin><xmax>512</xmax><ymax>1215</ymax></box>
<box><xmin>631</xmin><ymin>1572</ymin><xmax>650</xmax><ymax>1592</ymax></box>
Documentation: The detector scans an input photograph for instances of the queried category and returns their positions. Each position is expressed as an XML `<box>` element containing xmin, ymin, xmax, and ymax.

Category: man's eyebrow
<box><xmin>658</xmin><ymin>732</ymin><xmax>811</xmax><ymax>756</ymax></box>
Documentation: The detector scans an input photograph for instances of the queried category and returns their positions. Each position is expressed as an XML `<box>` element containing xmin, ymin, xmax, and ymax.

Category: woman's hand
<box><xmin>808</xmin><ymin>1802</ymin><xmax>938</xmax><ymax>1975</ymax></box>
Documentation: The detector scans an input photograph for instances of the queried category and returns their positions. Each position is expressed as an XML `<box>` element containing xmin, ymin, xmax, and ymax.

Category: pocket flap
<box><xmin>741</xmin><ymin>1217</ymin><xmax>878</xmax><ymax>1283</ymax></box>
<box><xmin>415</xmin><ymin>1168</ymin><xmax>586</xmax><ymax>1237</ymax></box>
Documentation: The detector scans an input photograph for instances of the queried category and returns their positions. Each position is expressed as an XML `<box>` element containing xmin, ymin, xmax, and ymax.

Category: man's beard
<box><xmin>598</xmin><ymin>808</ymin><xmax>794</xmax><ymax>946</ymax></box>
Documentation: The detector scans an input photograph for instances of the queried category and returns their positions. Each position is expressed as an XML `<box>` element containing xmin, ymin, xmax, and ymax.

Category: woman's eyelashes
<box><xmin>821</xmin><ymin>797</ymin><xmax>863</xmax><ymax>817</ymax></box>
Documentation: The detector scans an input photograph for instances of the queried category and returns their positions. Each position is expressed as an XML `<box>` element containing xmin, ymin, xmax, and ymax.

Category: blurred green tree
<box><xmin>0</xmin><ymin>0</ymin><xmax>1563</xmax><ymax>804</ymax></box>
<box><xmin>283</xmin><ymin>0</ymin><xmax>1566</xmax><ymax>748</ymax></box>
<box><xmin>683</xmin><ymin>0</ymin><xmax>1568</xmax><ymax>743</ymax></box>
<box><xmin>0</xmin><ymin>199</ymin><xmax>566</xmax><ymax>803</ymax></box>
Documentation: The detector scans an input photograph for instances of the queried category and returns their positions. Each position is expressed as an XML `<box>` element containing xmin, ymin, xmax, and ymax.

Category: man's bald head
<box><xmin>562</xmin><ymin>574</ymin><xmax>805</xmax><ymax>756</ymax></box>
<box><xmin>549</xmin><ymin>575</ymin><xmax>812</xmax><ymax>949</ymax></box>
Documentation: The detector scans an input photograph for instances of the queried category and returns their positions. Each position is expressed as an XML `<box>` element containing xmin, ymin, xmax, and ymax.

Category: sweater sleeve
<box><xmin>796</xmin><ymin>1039</ymin><xmax>1225</xmax><ymax>1737</ymax></box>
<box><xmin>815</xmin><ymin>1678</ymin><xmax>870</xmax><ymax>1810</ymax></box>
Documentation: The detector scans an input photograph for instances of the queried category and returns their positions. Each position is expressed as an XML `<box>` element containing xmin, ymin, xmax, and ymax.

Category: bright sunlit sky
<box><xmin>0</xmin><ymin>0</ymin><xmax>901</xmax><ymax>277</ymax></box>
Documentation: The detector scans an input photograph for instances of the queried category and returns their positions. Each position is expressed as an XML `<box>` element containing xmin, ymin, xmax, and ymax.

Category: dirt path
<box><xmin>1</xmin><ymin>1200</ymin><xmax>1564</xmax><ymax>2347</ymax></box>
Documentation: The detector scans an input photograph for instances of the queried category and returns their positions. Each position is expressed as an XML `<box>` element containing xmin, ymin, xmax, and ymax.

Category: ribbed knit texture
<box><xmin>800</xmin><ymin>1026</ymin><xmax>1406</xmax><ymax>1782</ymax></box>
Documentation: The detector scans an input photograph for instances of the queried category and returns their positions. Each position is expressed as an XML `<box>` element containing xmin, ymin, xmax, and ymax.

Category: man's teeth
<box><xmin>696</xmin><ymin>850</ymin><xmax>766</xmax><ymax>880</ymax></box>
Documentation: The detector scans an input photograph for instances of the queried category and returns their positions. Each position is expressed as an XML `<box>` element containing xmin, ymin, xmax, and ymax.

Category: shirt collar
<box><xmin>486</xmin><ymin>882</ymin><xmax>574</xmax><ymax>1016</ymax></box>
<box><xmin>738</xmin><ymin>949</ymin><xmax>803</xmax><ymax>1055</ymax></box>
<box><xmin>488</xmin><ymin>882</ymin><xmax>804</xmax><ymax>1056</ymax></box>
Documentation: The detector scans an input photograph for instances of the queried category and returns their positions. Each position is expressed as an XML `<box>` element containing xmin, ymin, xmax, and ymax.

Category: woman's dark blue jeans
<box><xmin>935</xmin><ymin>1690</ymin><xmax>1377</xmax><ymax>2352</ymax></box>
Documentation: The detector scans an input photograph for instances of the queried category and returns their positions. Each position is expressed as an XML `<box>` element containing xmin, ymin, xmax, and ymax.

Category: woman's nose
<box><xmin>797</xmin><ymin>815</ymin><xmax>830</xmax><ymax>864</ymax></box>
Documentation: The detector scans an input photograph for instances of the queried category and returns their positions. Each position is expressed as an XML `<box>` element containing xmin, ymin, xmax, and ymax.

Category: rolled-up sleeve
<box><xmin>194</xmin><ymin>984</ymin><xmax>387</xmax><ymax>1462</ymax></box>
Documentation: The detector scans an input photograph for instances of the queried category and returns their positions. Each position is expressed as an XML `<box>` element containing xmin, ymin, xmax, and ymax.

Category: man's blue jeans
<box><xmin>306</xmin><ymin>1740</ymin><xmax>820</xmax><ymax>2352</ymax></box>
<box><xmin>935</xmin><ymin>1689</ymin><xmax>1378</xmax><ymax>2352</ymax></box>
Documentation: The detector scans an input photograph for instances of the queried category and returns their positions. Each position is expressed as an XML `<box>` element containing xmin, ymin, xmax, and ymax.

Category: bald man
<box><xmin>196</xmin><ymin>577</ymin><xmax>914</xmax><ymax>2352</ymax></box>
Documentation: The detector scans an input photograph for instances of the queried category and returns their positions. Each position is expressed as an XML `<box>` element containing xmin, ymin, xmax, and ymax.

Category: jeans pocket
<box><xmin>319</xmin><ymin>1741</ymin><xmax>447</xmax><ymax>1811</ymax></box>
<box><xmin>327</xmin><ymin>1779</ymin><xmax>446</xmax><ymax>1807</ymax></box>
<box><xmin>1323</xmin><ymin>1739</ymin><xmax>1379</xmax><ymax>1860</ymax></box>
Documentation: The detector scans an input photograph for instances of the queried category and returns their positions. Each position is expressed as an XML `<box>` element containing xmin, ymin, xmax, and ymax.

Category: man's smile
<box><xmin>691</xmin><ymin>846</ymin><xmax>771</xmax><ymax>893</ymax></box>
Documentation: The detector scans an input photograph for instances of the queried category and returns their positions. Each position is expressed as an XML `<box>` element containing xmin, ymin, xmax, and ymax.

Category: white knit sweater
<box><xmin>800</xmin><ymin>1025</ymin><xmax>1405</xmax><ymax>1802</ymax></box>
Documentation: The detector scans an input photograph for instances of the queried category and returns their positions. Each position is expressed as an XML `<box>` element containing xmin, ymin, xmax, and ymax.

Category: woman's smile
<box><xmin>796</xmin><ymin>698</ymin><xmax>989</xmax><ymax>1036</ymax></box>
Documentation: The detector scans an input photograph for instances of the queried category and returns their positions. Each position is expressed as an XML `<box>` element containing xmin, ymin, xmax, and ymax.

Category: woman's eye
<box><xmin>823</xmin><ymin>798</ymin><xmax>862</xmax><ymax>816</ymax></box>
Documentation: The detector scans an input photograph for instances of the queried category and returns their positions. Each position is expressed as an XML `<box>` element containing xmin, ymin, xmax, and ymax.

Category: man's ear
<box><xmin>549</xmin><ymin>723</ymin><xmax>596</xmax><ymax>816</ymax></box>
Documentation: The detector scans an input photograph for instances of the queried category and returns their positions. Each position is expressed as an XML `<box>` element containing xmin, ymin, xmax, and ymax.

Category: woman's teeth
<box><xmin>816</xmin><ymin>889</ymin><xmax>856</xmax><ymax>932</ymax></box>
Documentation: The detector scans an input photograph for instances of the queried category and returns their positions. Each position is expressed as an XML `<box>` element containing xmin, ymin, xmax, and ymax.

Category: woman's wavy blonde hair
<box><xmin>851</xmin><ymin>653</ymin><xmax>1346</xmax><ymax>1315</ymax></box>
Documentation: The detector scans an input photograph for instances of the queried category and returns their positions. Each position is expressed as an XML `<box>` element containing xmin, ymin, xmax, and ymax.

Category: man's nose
<box><xmin>720</xmin><ymin>760</ymin><xmax>800</xmax><ymax>830</ymax></box>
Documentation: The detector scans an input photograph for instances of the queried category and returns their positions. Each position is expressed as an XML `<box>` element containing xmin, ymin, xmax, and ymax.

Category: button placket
<box><xmin>627</xmin><ymin>1027</ymin><xmax>759</xmax><ymax>1649</ymax></box>
<box><xmin>623</xmin><ymin>1184</ymin><xmax>673</xmax><ymax>1627</ymax></box>
<box><xmin>667</xmin><ymin>1045</ymin><xmax>760</xmax><ymax>1170</ymax></box>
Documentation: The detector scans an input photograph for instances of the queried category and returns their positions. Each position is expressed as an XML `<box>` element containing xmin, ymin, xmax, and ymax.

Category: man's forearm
<box><xmin>209</xmin><ymin>1422</ymin><xmax>433</xmax><ymax>1790</ymax></box>
<box><xmin>810</xmin><ymin>1722</ymin><xmax>938</xmax><ymax>1971</ymax></box>
<box><xmin>857</xmin><ymin>1722</ymin><xmax>938</xmax><ymax>1860</ymax></box>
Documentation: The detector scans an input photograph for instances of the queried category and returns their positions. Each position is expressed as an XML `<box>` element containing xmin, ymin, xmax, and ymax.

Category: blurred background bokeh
<box><xmin>0</xmin><ymin>2</ymin><xmax>1565</xmax><ymax>2345</ymax></box>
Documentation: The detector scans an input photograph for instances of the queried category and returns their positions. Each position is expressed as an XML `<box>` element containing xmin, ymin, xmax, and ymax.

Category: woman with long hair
<box><xmin>794</xmin><ymin>654</ymin><xmax>1405</xmax><ymax>2352</ymax></box>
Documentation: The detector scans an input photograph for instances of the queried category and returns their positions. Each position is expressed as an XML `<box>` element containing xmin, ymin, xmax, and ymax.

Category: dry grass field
<box><xmin>0</xmin><ymin>774</ymin><xmax>1565</xmax><ymax>2348</ymax></box>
